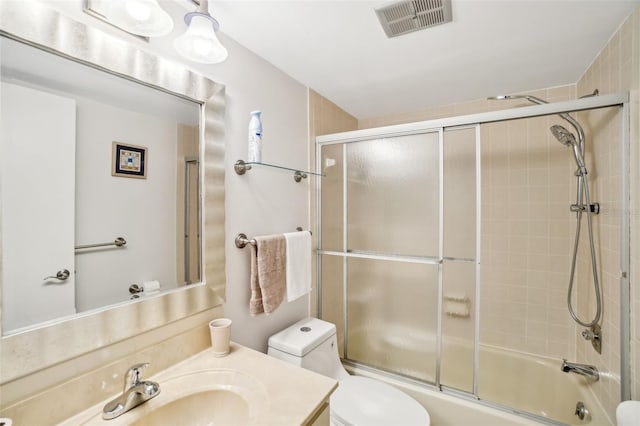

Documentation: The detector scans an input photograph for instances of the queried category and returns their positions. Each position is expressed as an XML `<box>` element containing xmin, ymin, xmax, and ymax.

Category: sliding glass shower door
<box><xmin>316</xmin><ymin>95</ymin><xmax>631</xmax><ymax>423</ymax></box>
<box><xmin>440</xmin><ymin>127</ymin><xmax>478</xmax><ymax>394</ymax></box>
<box><xmin>318</xmin><ymin>126</ymin><xmax>479</xmax><ymax>391</ymax></box>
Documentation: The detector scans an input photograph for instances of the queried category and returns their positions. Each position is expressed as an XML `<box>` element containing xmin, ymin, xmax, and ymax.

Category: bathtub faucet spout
<box><xmin>561</xmin><ymin>359</ymin><xmax>599</xmax><ymax>381</ymax></box>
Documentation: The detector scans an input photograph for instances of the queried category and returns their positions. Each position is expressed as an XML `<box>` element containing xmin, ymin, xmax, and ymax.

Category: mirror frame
<box><xmin>0</xmin><ymin>0</ymin><xmax>226</xmax><ymax>383</ymax></box>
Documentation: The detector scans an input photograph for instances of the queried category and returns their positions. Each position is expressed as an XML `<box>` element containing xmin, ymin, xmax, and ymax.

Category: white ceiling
<box><xmin>207</xmin><ymin>0</ymin><xmax>639</xmax><ymax>119</ymax></box>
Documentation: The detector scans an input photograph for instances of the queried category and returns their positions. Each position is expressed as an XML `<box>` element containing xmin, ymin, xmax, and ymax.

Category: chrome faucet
<box><xmin>102</xmin><ymin>363</ymin><xmax>160</xmax><ymax>420</ymax></box>
<box><xmin>561</xmin><ymin>359</ymin><xmax>599</xmax><ymax>381</ymax></box>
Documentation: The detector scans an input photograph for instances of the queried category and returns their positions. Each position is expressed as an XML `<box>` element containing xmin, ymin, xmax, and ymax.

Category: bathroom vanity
<box><xmin>60</xmin><ymin>343</ymin><xmax>337</xmax><ymax>425</ymax></box>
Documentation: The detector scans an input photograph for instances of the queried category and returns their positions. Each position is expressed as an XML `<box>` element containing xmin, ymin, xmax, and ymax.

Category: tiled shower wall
<box><xmin>480</xmin><ymin>104</ymin><xmax>579</xmax><ymax>360</ymax></box>
<box><xmin>575</xmin><ymin>5</ymin><xmax>640</xmax><ymax>415</ymax></box>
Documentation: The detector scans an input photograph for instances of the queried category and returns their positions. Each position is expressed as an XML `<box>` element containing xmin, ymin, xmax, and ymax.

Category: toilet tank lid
<box><xmin>268</xmin><ymin>317</ymin><xmax>336</xmax><ymax>357</ymax></box>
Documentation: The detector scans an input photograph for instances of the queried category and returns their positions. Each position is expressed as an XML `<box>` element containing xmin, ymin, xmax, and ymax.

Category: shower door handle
<box><xmin>43</xmin><ymin>269</ymin><xmax>70</xmax><ymax>281</ymax></box>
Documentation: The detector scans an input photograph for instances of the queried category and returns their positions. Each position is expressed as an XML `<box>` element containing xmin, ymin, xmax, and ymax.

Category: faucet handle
<box><xmin>124</xmin><ymin>363</ymin><xmax>150</xmax><ymax>391</ymax></box>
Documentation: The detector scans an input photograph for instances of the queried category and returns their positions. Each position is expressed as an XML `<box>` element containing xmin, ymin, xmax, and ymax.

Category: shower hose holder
<box><xmin>570</xmin><ymin>202</ymin><xmax>600</xmax><ymax>214</ymax></box>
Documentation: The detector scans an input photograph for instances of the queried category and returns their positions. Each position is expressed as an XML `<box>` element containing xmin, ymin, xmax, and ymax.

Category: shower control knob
<box><xmin>581</xmin><ymin>325</ymin><xmax>602</xmax><ymax>354</ymax></box>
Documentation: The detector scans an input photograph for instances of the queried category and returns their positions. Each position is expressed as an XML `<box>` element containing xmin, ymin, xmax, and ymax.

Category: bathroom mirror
<box><xmin>0</xmin><ymin>0</ymin><xmax>225</xmax><ymax>382</ymax></box>
<box><xmin>1</xmin><ymin>36</ymin><xmax>203</xmax><ymax>333</ymax></box>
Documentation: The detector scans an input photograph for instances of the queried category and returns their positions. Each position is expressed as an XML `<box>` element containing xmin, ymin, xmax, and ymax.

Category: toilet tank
<box><xmin>268</xmin><ymin>317</ymin><xmax>348</xmax><ymax>380</ymax></box>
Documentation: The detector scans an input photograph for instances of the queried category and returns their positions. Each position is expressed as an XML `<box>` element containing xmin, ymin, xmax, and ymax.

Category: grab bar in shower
<box><xmin>75</xmin><ymin>237</ymin><xmax>127</xmax><ymax>251</ymax></box>
<box><xmin>235</xmin><ymin>228</ymin><xmax>311</xmax><ymax>249</ymax></box>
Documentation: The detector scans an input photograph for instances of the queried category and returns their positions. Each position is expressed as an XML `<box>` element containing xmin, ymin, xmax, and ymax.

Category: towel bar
<box><xmin>75</xmin><ymin>237</ymin><xmax>127</xmax><ymax>251</ymax></box>
<box><xmin>235</xmin><ymin>229</ymin><xmax>311</xmax><ymax>249</ymax></box>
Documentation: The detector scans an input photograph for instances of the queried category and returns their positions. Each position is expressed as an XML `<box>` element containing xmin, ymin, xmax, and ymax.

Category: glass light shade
<box><xmin>174</xmin><ymin>15</ymin><xmax>228</xmax><ymax>64</ymax></box>
<box><xmin>105</xmin><ymin>0</ymin><xmax>173</xmax><ymax>37</ymax></box>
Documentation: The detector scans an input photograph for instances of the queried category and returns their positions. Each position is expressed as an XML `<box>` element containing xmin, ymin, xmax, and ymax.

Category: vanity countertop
<box><xmin>60</xmin><ymin>342</ymin><xmax>338</xmax><ymax>425</ymax></box>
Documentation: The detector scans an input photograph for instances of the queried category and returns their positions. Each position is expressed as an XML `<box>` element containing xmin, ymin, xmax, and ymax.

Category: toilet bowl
<box><xmin>268</xmin><ymin>317</ymin><xmax>431</xmax><ymax>426</ymax></box>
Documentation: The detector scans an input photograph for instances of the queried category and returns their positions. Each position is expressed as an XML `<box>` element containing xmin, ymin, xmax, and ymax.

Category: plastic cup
<box><xmin>209</xmin><ymin>318</ymin><xmax>232</xmax><ymax>356</ymax></box>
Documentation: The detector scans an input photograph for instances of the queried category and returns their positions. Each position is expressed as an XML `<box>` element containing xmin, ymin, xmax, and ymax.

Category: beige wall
<box><xmin>479</xmin><ymin>87</ymin><xmax>580</xmax><ymax>361</ymax></box>
<box><xmin>309</xmin><ymin>89</ymin><xmax>359</xmax><ymax>137</ymax></box>
<box><xmin>575</xmin><ymin>5</ymin><xmax>640</xmax><ymax>416</ymax></box>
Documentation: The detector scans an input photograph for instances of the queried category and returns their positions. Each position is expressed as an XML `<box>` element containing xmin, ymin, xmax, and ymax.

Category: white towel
<box><xmin>283</xmin><ymin>231</ymin><xmax>311</xmax><ymax>302</ymax></box>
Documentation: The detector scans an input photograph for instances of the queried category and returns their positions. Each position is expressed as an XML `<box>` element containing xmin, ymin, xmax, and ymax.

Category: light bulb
<box><xmin>193</xmin><ymin>38</ymin><xmax>214</xmax><ymax>56</ymax></box>
<box><xmin>105</xmin><ymin>0</ymin><xmax>173</xmax><ymax>37</ymax></box>
<box><xmin>174</xmin><ymin>15</ymin><xmax>228</xmax><ymax>64</ymax></box>
<box><xmin>125</xmin><ymin>1</ymin><xmax>152</xmax><ymax>22</ymax></box>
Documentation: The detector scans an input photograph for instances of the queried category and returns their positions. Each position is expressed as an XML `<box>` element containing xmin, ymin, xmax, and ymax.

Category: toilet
<box><xmin>268</xmin><ymin>317</ymin><xmax>431</xmax><ymax>426</ymax></box>
<box><xmin>617</xmin><ymin>400</ymin><xmax>640</xmax><ymax>426</ymax></box>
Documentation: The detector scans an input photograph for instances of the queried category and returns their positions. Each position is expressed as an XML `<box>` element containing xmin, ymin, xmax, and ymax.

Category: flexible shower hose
<box><xmin>566</xmin><ymin>171</ymin><xmax>602</xmax><ymax>327</ymax></box>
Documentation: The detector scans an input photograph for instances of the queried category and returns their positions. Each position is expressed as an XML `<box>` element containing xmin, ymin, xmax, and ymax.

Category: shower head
<box><xmin>550</xmin><ymin>125</ymin><xmax>586</xmax><ymax>170</ymax></box>
<box><xmin>550</xmin><ymin>124</ymin><xmax>576</xmax><ymax>147</ymax></box>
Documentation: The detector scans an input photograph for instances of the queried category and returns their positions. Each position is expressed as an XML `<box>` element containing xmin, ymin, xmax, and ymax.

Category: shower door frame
<box><xmin>315</xmin><ymin>92</ymin><xmax>632</xmax><ymax>407</ymax></box>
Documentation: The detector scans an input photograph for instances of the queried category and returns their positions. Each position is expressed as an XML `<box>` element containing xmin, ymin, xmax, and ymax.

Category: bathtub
<box><xmin>346</xmin><ymin>331</ymin><xmax>609</xmax><ymax>425</ymax></box>
<box><xmin>477</xmin><ymin>344</ymin><xmax>607</xmax><ymax>425</ymax></box>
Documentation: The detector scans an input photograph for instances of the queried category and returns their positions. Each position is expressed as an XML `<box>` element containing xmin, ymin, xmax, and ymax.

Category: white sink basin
<box><xmin>79</xmin><ymin>369</ymin><xmax>269</xmax><ymax>425</ymax></box>
<box><xmin>130</xmin><ymin>389</ymin><xmax>249</xmax><ymax>425</ymax></box>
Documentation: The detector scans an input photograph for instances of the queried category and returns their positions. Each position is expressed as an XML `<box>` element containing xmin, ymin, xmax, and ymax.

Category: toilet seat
<box><xmin>330</xmin><ymin>376</ymin><xmax>430</xmax><ymax>426</ymax></box>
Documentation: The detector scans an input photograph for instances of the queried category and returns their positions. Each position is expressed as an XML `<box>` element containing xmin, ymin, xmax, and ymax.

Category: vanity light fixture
<box><xmin>174</xmin><ymin>0</ymin><xmax>228</xmax><ymax>64</ymax></box>
<box><xmin>104</xmin><ymin>0</ymin><xmax>174</xmax><ymax>37</ymax></box>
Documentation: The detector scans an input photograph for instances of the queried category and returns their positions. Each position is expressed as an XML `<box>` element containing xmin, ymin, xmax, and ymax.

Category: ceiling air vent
<box><xmin>376</xmin><ymin>0</ymin><xmax>453</xmax><ymax>38</ymax></box>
